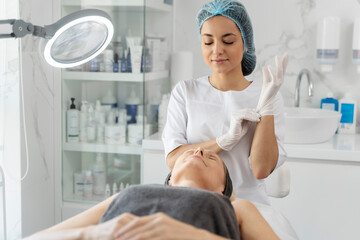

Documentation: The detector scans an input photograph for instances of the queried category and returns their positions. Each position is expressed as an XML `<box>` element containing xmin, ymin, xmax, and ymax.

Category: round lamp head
<box><xmin>42</xmin><ymin>9</ymin><xmax>114</xmax><ymax>68</ymax></box>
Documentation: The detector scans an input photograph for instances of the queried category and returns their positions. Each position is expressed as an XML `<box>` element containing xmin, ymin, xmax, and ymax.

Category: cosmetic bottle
<box><xmin>94</xmin><ymin>100</ymin><xmax>102</xmax><ymax>123</ymax></box>
<box><xmin>119</xmin><ymin>182</ymin><xmax>124</xmax><ymax>191</ymax></box>
<box><xmin>73</xmin><ymin>172</ymin><xmax>84</xmax><ymax>198</ymax></box>
<box><xmin>116</xmin><ymin>109</ymin><xmax>127</xmax><ymax>144</ymax></box>
<box><xmin>103</xmin><ymin>48</ymin><xmax>114</xmax><ymax>72</ymax></box>
<box><xmin>87</xmin><ymin>103</ymin><xmax>96</xmax><ymax>142</ymax></box>
<box><xmin>105</xmin><ymin>183</ymin><xmax>111</xmax><ymax>198</ymax></box>
<box><xmin>113</xmin><ymin>53</ymin><xmax>119</xmax><ymax>72</ymax></box>
<box><xmin>105</xmin><ymin>111</ymin><xmax>115</xmax><ymax>144</ymax></box>
<box><xmin>89</xmin><ymin>56</ymin><xmax>100</xmax><ymax>72</ymax></box>
<box><xmin>141</xmin><ymin>47</ymin><xmax>152</xmax><ymax>73</ymax></box>
<box><xmin>67</xmin><ymin>98</ymin><xmax>79</xmax><ymax>142</ymax></box>
<box><xmin>112</xmin><ymin>182</ymin><xmax>118</xmax><ymax>194</ymax></box>
<box><xmin>125</xmin><ymin>87</ymin><xmax>140</xmax><ymax>124</ymax></box>
<box><xmin>83</xmin><ymin>170</ymin><xmax>93</xmax><ymax>199</ymax></box>
<box><xmin>96</xmin><ymin>113</ymin><xmax>105</xmax><ymax>143</ymax></box>
<box><xmin>126</xmin><ymin>48</ymin><xmax>132</xmax><ymax>73</ymax></box>
<box><xmin>92</xmin><ymin>153</ymin><xmax>106</xmax><ymax>196</ymax></box>
<box><xmin>79</xmin><ymin>101</ymin><xmax>88</xmax><ymax>142</ymax></box>
<box><xmin>339</xmin><ymin>93</ymin><xmax>357</xmax><ymax>134</ymax></box>
<box><xmin>102</xmin><ymin>90</ymin><xmax>117</xmax><ymax>109</ymax></box>
<box><xmin>320</xmin><ymin>92</ymin><xmax>338</xmax><ymax>111</ymax></box>
<box><xmin>121</xmin><ymin>49</ymin><xmax>127</xmax><ymax>73</ymax></box>
<box><xmin>115</xmin><ymin>36</ymin><xmax>124</xmax><ymax>57</ymax></box>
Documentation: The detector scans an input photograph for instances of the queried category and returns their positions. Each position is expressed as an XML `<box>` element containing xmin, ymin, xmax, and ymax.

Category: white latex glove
<box><xmin>216</xmin><ymin>108</ymin><xmax>260</xmax><ymax>151</ymax></box>
<box><xmin>256</xmin><ymin>53</ymin><xmax>288</xmax><ymax>116</ymax></box>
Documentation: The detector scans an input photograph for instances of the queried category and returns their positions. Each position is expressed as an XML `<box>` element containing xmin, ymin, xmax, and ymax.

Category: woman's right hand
<box><xmin>82</xmin><ymin>213</ymin><xmax>138</xmax><ymax>240</ymax></box>
<box><xmin>216</xmin><ymin>108</ymin><xmax>260</xmax><ymax>151</ymax></box>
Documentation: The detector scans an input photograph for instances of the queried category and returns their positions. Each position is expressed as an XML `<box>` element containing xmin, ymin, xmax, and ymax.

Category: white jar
<box><xmin>105</xmin><ymin>124</ymin><xmax>126</xmax><ymax>144</ymax></box>
<box><xmin>128</xmin><ymin>124</ymin><xmax>142</xmax><ymax>144</ymax></box>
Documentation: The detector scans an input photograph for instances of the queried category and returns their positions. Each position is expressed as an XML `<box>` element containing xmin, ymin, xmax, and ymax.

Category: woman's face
<box><xmin>200</xmin><ymin>15</ymin><xmax>244</xmax><ymax>74</ymax></box>
<box><xmin>170</xmin><ymin>147</ymin><xmax>226</xmax><ymax>194</ymax></box>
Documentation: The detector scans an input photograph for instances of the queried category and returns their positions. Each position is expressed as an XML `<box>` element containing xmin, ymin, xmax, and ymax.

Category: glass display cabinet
<box><xmin>60</xmin><ymin>0</ymin><xmax>172</xmax><ymax>217</ymax></box>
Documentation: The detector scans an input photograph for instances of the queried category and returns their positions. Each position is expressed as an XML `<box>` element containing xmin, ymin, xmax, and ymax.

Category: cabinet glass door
<box><xmin>61</xmin><ymin>0</ymin><xmax>172</xmax><ymax>204</ymax></box>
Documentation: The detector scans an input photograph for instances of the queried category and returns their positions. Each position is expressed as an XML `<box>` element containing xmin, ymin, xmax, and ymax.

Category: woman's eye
<box><xmin>204</xmin><ymin>42</ymin><xmax>213</xmax><ymax>45</ymax></box>
<box><xmin>209</xmin><ymin>157</ymin><xmax>216</xmax><ymax>161</ymax></box>
<box><xmin>224</xmin><ymin>41</ymin><xmax>234</xmax><ymax>45</ymax></box>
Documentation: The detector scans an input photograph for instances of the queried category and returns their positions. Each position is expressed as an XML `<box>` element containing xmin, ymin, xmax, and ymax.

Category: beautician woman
<box><xmin>162</xmin><ymin>0</ymin><xmax>288</xmax><ymax>205</ymax></box>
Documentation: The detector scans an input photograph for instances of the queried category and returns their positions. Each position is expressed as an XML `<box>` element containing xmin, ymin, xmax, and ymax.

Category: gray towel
<box><xmin>100</xmin><ymin>184</ymin><xmax>240</xmax><ymax>240</ymax></box>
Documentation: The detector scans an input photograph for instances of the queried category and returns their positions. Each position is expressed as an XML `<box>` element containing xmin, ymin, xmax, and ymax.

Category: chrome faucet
<box><xmin>295</xmin><ymin>68</ymin><xmax>313</xmax><ymax>107</ymax></box>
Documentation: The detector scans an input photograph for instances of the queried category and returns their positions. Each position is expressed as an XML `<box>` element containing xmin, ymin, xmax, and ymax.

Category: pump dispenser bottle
<box><xmin>316</xmin><ymin>17</ymin><xmax>341</xmax><ymax>72</ymax></box>
<box><xmin>352</xmin><ymin>18</ymin><xmax>360</xmax><ymax>72</ymax></box>
<box><xmin>67</xmin><ymin>98</ymin><xmax>79</xmax><ymax>142</ymax></box>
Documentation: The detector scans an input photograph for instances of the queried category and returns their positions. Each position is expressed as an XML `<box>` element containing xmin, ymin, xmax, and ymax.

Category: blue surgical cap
<box><xmin>196</xmin><ymin>0</ymin><xmax>256</xmax><ymax>76</ymax></box>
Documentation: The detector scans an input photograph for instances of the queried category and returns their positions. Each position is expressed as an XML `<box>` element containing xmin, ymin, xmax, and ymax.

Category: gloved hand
<box><xmin>216</xmin><ymin>108</ymin><xmax>260</xmax><ymax>151</ymax></box>
<box><xmin>256</xmin><ymin>53</ymin><xmax>288</xmax><ymax>116</ymax></box>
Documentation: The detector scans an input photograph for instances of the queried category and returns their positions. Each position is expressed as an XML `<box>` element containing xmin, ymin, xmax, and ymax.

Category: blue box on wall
<box><xmin>164</xmin><ymin>0</ymin><xmax>173</xmax><ymax>5</ymax></box>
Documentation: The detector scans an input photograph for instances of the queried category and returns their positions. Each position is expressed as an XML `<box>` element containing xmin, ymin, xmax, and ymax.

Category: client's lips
<box><xmin>212</xmin><ymin>59</ymin><xmax>228</xmax><ymax>64</ymax></box>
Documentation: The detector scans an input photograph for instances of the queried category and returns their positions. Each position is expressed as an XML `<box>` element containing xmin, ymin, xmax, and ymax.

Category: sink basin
<box><xmin>284</xmin><ymin>107</ymin><xmax>341</xmax><ymax>144</ymax></box>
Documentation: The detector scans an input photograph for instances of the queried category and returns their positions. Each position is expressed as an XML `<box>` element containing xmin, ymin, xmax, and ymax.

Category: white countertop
<box><xmin>143</xmin><ymin>133</ymin><xmax>360</xmax><ymax>163</ymax></box>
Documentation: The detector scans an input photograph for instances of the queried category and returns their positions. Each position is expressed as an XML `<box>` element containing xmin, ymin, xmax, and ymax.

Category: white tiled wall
<box><xmin>173</xmin><ymin>0</ymin><xmax>360</xmax><ymax>127</ymax></box>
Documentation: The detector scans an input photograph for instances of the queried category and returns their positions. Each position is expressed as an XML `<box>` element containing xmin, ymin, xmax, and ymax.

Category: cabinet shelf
<box><xmin>62</xmin><ymin>0</ymin><xmax>172</xmax><ymax>12</ymax></box>
<box><xmin>63</xmin><ymin>70</ymin><xmax>169</xmax><ymax>82</ymax></box>
<box><xmin>63</xmin><ymin>142</ymin><xmax>142</xmax><ymax>154</ymax></box>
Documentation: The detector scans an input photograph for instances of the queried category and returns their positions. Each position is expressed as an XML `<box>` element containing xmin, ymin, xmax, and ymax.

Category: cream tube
<box><xmin>126</xmin><ymin>37</ymin><xmax>142</xmax><ymax>47</ymax></box>
<box><xmin>130</xmin><ymin>45</ymin><xmax>143</xmax><ymax>74</ymax></box>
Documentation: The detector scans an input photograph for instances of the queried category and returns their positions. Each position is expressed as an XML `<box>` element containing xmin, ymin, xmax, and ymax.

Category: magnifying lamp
<box><xmin>0</xmin><ymin>9</ymin><xmax>114</xmax><ymax>68</ymax></box>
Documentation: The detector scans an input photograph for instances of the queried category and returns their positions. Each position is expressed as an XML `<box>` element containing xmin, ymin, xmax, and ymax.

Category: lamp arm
<box><xmin>0</xmin><ymin>19</ymin><xmax>34</xmax><ymax>39</ymax></box>
<box><xmin>0</xmin><ymin>19</ymin><xmax>16</xmax><ymax>38</ymax></box>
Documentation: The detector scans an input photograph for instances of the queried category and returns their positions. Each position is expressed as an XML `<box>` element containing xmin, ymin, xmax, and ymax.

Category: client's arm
<box><xmin>24</xmin><ymin>212</ymin><xmax>136</xmax><ymax>240</ymax></box>
<box><xmin>24</xmin><ymin>193</ymin><xmax>119</xmax><ymax>239</ymax></box>
<box><xmin>232</xmin><ymin>199</ymin><xmax>280</xmax><ymax>240</ymax></box>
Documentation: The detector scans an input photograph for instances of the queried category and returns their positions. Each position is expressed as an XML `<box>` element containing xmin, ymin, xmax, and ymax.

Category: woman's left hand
<box><xmin>256</xmin><ymin>53</ymin><xmax>288</xmax><ymax>116</ymax></box>
<box><xmin>114</xmin><ymin>212</ymin><xmax>224</xmax><ymax>240</ymax></box>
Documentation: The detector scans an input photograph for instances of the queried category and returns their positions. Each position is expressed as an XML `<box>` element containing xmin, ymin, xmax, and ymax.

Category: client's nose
<box><xmin>194</xmin><ymin>147</ymin><xmax>204</xmax><ymax>156</ymax></box>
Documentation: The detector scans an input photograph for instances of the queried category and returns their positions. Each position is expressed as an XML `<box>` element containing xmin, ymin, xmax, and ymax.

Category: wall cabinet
<box><xmin>59</xmin><ymin>0</ymin><xmax>172</xmax><ymax>220</ymax></box>
<box><xmin>271</xmin><ymin>158</ymin><xmax>360</xmax><ymax>240</ymax></box>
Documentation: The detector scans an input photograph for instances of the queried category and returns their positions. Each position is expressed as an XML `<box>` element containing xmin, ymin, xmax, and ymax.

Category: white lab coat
<box><xmin>162</xmin><ymin>76</ymin><xmax>286</xmax><ymax>205</ymax></box>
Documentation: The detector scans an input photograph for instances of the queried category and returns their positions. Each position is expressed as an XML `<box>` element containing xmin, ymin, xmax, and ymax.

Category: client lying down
<box><xmin>25</xmin><ymin>147</ymin><xmax>279</xmax><ymax>240</ymax></box>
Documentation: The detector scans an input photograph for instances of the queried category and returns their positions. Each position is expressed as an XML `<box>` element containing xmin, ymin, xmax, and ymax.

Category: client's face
<box><xmin>169</xmin><ymin>147</ymin><xmax>226</xmax><ymax>194</ymax></box>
